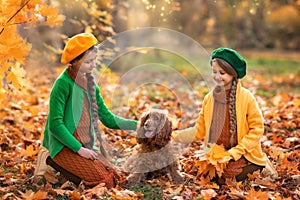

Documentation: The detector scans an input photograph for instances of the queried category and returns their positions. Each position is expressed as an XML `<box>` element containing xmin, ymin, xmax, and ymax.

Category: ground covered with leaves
<box><xmin>0</xmin><ymin>57</ymin><xmax>299</xmax><ymax>199</ymax></box>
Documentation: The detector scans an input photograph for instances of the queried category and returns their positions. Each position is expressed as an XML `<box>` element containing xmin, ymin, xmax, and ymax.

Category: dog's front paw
<box><xmin>126</xmin><ymin>173</ymin><xmax>145</xmax><ymax>187</ymax></box>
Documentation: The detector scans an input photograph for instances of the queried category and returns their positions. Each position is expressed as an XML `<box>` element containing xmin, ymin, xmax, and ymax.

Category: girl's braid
<box><xmin>212</xmin><ymin>58</ymin><xmax>238</xmax><ymax>147</ymax></box>
<box><xmin>86</xmin><ymin>73</ymin><xmax>107</xmax><ymax>158</ymax></box>
<box><xmin>229</xmin><ymin>78</ymin><xmax>237</xmax><ymax>147</ymax></box>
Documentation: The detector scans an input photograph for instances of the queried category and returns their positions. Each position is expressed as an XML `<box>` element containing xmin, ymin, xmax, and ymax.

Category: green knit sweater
<box><xmin>43</xmin><ymin>69</ymin><xmax>137</xmax><ymax>158</ymax></box>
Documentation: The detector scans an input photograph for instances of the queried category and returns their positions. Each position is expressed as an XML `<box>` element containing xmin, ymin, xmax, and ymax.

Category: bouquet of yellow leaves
<box><xmin>194</xmin><ymin>143</ymin><xmax>231</xmax><ymax>181</ymax></box>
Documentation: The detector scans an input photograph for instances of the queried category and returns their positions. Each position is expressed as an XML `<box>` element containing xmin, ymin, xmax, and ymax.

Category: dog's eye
<box><xmin>153</xmin><ymin>116</ymin><xmax>159</xmax><ymax>121</ymax></box>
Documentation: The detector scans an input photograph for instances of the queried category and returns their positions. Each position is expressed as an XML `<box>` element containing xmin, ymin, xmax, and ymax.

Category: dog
<box><xmin>124</xmin><ymin>110</ymin><xmax>184</xmax><ymax>186</ymax></box>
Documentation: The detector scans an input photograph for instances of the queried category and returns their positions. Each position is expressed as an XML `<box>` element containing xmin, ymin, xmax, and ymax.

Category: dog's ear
<box><xmin>136</xmin><ymin>112</ymin><xmax>149</xmax><ymax>144</ymax></box>
<box><xmin>139</xmin><ymin>112</ymin><xmax>150</xmax><ymax>126</ymax></box>
<box><xmin>155</xmin><ymin>115</ymin><xmax>172</xmax><ymax>146</ymax></box>
<box><xmin>155</xmin><ymin>113</ymin><xmax>167</xmax><ymax>133</ymax></box>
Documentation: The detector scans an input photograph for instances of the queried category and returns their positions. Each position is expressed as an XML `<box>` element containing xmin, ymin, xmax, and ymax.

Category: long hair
<box><xmin>71</xmin><ymin>46</ymin><xmax>107</xmax><ymax>157</ymax></box>
<box><xmin>212</xmin><ymin>58</ymin><xmax>238</xmax><ymax>147</ymax></box>
<box><xmin>86</xmin><ymin>73</ymin><xmax>107</xmax><ymax>157</ymax></box>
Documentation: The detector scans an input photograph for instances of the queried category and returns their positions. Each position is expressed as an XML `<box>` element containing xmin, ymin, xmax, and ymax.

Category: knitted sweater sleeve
<box><xmin>48</xmin><ymin>79</ymin><xmax>82</xmax><ymax>153</ymax></box>
<box><xmin>95</xmin><ymin>86</ymin><xmax>137</xmax><ymax>130</ymax></box>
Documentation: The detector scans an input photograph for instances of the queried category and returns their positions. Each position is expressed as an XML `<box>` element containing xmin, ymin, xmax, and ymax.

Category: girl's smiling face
<box><xmin>73</xmin><ymin>49</ymin><xmax>98</xmax><ymax>74</ymax></box>
<box><xmin>211</xmin><ymin>59</ymin><xmax>234</xmax><ymax>89</ymax></box>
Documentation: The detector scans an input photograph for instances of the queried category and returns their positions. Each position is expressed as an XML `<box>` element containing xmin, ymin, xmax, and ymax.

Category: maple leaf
<box><xmin>6</xmin><ymin>63</ymin><xmax>28</xmax><ymax>91</ymax></box>
<box><xmin>245</xmin><ymin>188</ymin><xmax>269</xmax><ymax>200</ymax></box>
<box><xmin>0</xmin><ymin>0</ymin><xmax>65</xmax><ymax>97</ymax></box>
<box><xmin>195</xmin><ymin>144</ymin><xmax>231</xmax><ymax>180</ymax></box>
<box><xmin>0</xmin><ymin>27</ymin><xmax>32</xmax><ymax>64</ymax></box>
<box><xmin>20</xmin><ymin>144</ymin><xmax>39</xmax><ymax>158</ymax></box>
<box><xmin>39</xmin><ymin>2</ymin><xmax>65</xmax><ymax>27</ymax></box>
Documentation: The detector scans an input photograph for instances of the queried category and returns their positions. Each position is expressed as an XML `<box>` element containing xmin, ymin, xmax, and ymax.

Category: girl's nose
<box><xmin>91</xmin><ymin>61</ymin><xmax>97</xmax><ymax>68</ymax></box>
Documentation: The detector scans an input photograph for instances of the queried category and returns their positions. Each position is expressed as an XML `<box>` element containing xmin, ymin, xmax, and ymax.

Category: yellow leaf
<box><xmin>20</xmin><ymin>145</ymin><xmax>39</xmax><ymax>158</ymax></box>
<box><xmin>39</xmin><ymin>3</ymin><xmax>65</xmax><ymax>27</ymax></box>
<box><xmin>0</xmin><ymin>26</ymin><xmax>31</xmax><ymax>64</ymax></box>
<box><xmin>6</xmin><ymin>63</ymin><xmax>27</xmax><ymax>91</ymax></box>
<box><xmin>195</xmin><ymin>144</ymin><xmax>231</xmax><ymax>181</ymax></box>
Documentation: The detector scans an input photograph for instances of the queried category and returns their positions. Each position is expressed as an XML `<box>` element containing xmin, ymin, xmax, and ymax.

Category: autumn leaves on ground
<box><xmin>1</xmin><ymin>54</ymin><xmax>300</xmax><ymax>200</ymax></box>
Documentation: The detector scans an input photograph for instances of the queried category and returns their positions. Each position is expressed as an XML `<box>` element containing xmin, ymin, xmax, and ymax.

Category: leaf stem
<box><xmin>0</xmin><ymin>0</ymin><xmax>31</xmax><ymax>35</ymax></box>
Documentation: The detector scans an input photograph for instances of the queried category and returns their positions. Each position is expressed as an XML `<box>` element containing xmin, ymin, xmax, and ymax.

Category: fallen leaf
<box><xmin>20</xmin><ymin>144</ymin><xmax>39</xmax><ymax>158</ymax></box>
<box><xmin>200</xmin><ymin>189</ymin><xmax>217</xmax><ymax>199</ymax></box>
<box><xmin>33</xmin><ymin>190</ymin><xmax>48</xmax><ymax>200</ymax></box>
<box><xmin>245</xmin><ymin>188</ymin><xmax>269</xmax><ymax>200</ymax></box>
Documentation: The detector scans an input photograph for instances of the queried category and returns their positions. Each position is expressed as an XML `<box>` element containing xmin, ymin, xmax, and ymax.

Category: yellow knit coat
<box><xmin>174</xmin><ymin>83</ymin><xmax>267</xmax><ymax>166</ymax></box>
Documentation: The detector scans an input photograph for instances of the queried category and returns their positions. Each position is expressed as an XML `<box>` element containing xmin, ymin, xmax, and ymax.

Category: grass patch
<box><xmin>109</xmin><ymin>48</ymin><xmax>208</xmax><ymax>83</ymax></box>
<box><xmin>109</xmin><ymin>49</ymin><xmax>300</xmax><ymax>95</ymax></box>
<box><xmin>129</xmin><ymin>184</ymin><xmax>163</xmax><ymax>200</ymax></box>
<box><xmin>246</xmin><ymin>57</ymin><xmax>300</xmax><ymax>75</ymax></box>
<box><xmin>255</xmin><ymin>89</ymin><xmax>276</xmax><ymax>98</ymax></box>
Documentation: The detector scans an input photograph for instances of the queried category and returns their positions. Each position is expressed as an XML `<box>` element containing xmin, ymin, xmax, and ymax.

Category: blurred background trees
<box><xmin>21</xmin><ymin>0</ymin><xmax>300</xmax><ymax>64</ymax></box>
<box><xmin>112</xmin><ymin>0</ymin><xmax>300</xmax><ymax>50</ymax></box>
<box><xmin>2</xmin><ymin>0</ymin><xmax>300</xmax><ymax>71</ymax></box>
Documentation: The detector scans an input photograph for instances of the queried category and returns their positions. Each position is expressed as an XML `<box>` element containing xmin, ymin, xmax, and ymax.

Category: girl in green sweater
<box><xmin>42</xmin><ymin>33</ymin><xmax>137</xmax><ymax>187</ymax></box>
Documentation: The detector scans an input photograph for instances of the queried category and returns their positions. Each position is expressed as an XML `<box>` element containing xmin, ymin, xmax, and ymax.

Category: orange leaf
<box><xmin>33</xmin><ymin>190</ymin><xmax>48</xmax><ymax>200</ymax></box>
<box><xmin>69</xmin><ymin>190</ymin><xmax>81</xmax><ymax>200</ymax></box>
<box><xmin>272</xmin><ymin>134</ymin><xmax>283</xmax><ymax>143</ymax></box>
<box><xmin>245</xmin><ymin>188</ymin><xmax>269</xmax><ymax>200</ymax></box>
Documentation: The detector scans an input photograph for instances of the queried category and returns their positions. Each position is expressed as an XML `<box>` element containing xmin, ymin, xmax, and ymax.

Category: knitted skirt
<box><xmin>52</xmin><ymin>147</ymin><xmax>118</xmax><ymax>187</ymax></box>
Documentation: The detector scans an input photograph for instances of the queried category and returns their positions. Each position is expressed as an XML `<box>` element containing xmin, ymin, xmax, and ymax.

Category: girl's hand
<box><xmin>78</xmin><ymin>147</ymin><xmax>99</xmax><ymax>160</ymax></box>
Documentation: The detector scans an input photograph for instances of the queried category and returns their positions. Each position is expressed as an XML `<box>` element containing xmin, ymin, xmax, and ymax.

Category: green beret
<box><xmin>211</xmin><ymin>47</ymin><xmax>247</xmax><ymax>78</ymax></box>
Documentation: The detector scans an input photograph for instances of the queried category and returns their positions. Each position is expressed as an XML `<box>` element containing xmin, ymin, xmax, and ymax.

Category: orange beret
<box><xmin>61</xmin><ymin>33</ymin><xmax>98</xmax><ymax>64</ymax></box>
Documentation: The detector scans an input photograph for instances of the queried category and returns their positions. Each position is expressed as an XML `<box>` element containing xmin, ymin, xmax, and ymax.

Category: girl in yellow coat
<box><xmin>174</xmin><ymin>48</ymin><xmax>276</xmax><ymax>183</ymax></box>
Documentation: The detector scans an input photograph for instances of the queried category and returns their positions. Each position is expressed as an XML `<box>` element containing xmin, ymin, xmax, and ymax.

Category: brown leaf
<box><xmin>228</xmin><ymin>188</ymin><xmax>245</xmax><ymax>199</ymax></box>
<box><xmin>82</xmin><ymin>183</ymin><xmax>108</xmax><ymax>198</ymax></box>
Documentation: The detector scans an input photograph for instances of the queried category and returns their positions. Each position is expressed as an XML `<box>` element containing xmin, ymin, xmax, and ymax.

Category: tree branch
<box><xmin>0</xmin><ymin>0</ymin><xmax>31</xmax><ymax>35</ymax></box>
